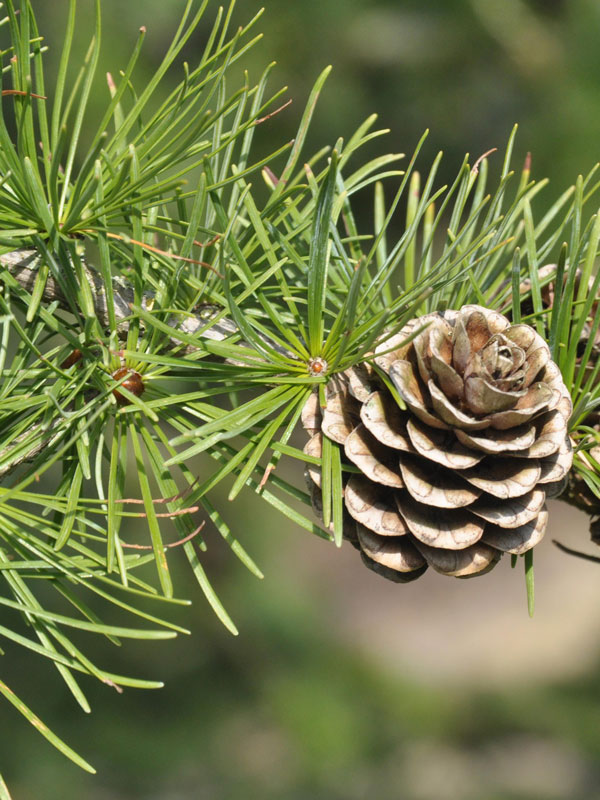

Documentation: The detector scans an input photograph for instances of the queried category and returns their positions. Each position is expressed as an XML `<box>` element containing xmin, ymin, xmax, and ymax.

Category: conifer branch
<box><xmin>0</xmin><ymin>247</ymin><xmax>237</xmax><ymax>343</ymax></box>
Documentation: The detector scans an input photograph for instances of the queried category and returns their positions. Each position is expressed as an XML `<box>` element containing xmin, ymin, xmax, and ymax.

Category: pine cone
<box><xmin>303</xmin><ymin>305</ymin><xmax>573</xmax><ymax>581</ymax></box>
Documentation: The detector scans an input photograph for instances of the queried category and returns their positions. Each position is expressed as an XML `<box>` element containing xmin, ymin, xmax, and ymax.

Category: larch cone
<box><xmin>303</xmin><ymin>305</ymin><xmax>574</xmax><ymax>581</ymax></box>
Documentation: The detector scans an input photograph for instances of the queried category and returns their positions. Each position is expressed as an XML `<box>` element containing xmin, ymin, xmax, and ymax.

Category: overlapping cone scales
<box><xmin>303</xmin><ymin>305</ymin><xmax>574</xmax><ymax>581</ymax></box>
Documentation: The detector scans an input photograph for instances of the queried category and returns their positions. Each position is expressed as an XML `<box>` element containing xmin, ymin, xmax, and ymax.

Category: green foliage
<box><xmin>0</xmin><ymin>0</ymin><xmax>599</xmax><ymax>782</ymax></box>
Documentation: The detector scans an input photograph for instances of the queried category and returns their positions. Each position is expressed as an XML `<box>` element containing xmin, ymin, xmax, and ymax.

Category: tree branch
<box><xmin>0</xmin><ymin>247</ymin><xmax>292</xmax><ymax>481</ymax></box>
<box><xmin>0</xmin><ymin>247</ymin><xmax>237</xmax><ymax>480</ymax></box>
<box><xmin>0</xmin><ymin>247</ymin><xmax>238</xmax><ymax>345</ymax></box>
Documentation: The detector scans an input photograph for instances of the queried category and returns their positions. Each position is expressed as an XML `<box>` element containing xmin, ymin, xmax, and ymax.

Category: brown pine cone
<box><xmin>303</xmin><ymin>305</ymin><xmax>573</xmax><ymax>581</ymax></box>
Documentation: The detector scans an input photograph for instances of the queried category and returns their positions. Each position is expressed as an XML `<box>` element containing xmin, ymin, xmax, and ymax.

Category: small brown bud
<box><xmin>61</xmin><ymin>348</ymin><xmax>83</xmax><ymax>369</ymax></box>
<box><xmin>112</xmin><ymin>367</ymin><xmax>144</xmax><ymax>405</ymax></box>
<box><xmin>308</xmin><ymin>357</ymin><xmax>328</xmax><ymax>376</ymax></box>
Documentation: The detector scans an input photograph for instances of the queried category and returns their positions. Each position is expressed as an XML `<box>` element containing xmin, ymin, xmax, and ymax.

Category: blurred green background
<box><xmin>4</xmin><ymin>0</ymin><xmax>600</xmax><ymax>797</ymax></box>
